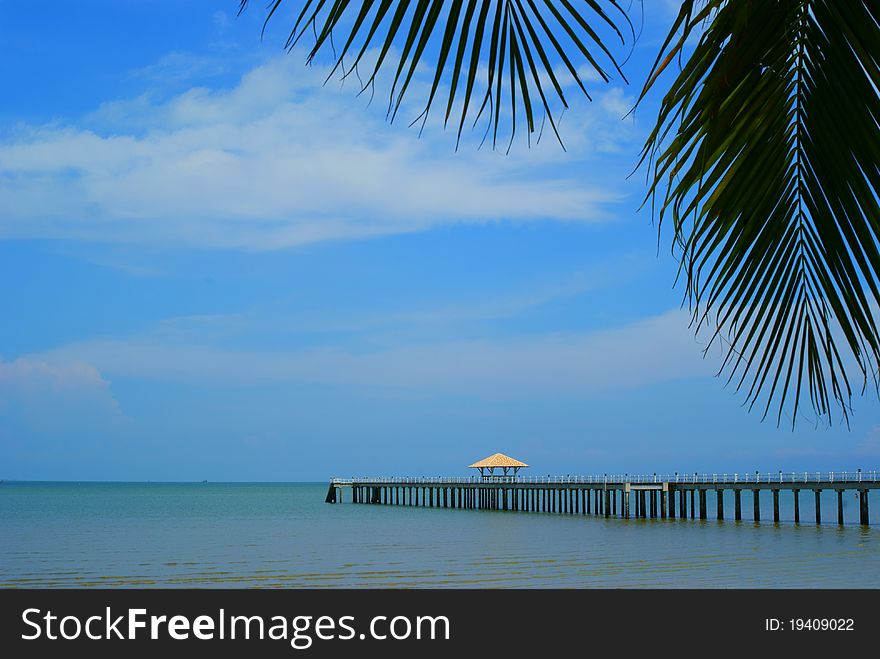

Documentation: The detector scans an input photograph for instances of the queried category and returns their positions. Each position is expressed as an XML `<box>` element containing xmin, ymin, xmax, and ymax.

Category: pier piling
<box><xmin>328</xmin><ymin>471</ymin><xmax>877</xmax><ymax>528</ymax></box>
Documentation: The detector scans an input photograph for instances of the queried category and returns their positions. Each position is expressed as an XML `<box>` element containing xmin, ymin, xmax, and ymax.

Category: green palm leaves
<box><xmin>239</xmin><ymin>1</ymin><xmax>629</xmax><ymax>147</ymax></box>
<box><xmin>641</xmin><ymin>0</ymin><xmax>880</xmax><ymax>424</ymax></box>
<box><xmin>241</xmin><ymin>0</ymin><xmax>880</xmax><ymax>425</ymax></box>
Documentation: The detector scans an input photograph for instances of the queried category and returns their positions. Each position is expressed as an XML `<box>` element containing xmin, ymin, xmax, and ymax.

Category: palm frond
<box><xmin>640</xmin><ymin>0</ymin><xmax>880</xmax><ymax>425</ymax></box>
<box><xmin>239</xmin><ymin>0</ymin><xmax>631</xmax><ymax>148</ymax></box>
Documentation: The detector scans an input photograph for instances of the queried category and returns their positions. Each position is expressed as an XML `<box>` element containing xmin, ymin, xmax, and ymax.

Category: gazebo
<box><xmin>468</xmin><ymin>453</ymin><xmax>529</xmax><ymax>481</ymax></box>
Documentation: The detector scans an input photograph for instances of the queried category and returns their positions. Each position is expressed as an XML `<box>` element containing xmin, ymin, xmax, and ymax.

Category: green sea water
<box><xmin>2</xmin><ymin>482</ymin><xmax>878</xmax><ymax>588</ymax></box>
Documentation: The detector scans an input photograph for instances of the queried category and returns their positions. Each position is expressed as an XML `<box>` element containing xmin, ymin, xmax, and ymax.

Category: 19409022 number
<box><xmin>790</xmin><ymin>618</ymin><xmax>854</xmax><ymax>631</ymax></box>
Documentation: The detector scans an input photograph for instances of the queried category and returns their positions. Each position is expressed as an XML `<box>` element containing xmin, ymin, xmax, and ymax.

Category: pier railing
<box><xmin>329</xmin><ymin>470</ymin><xmax>876</xmax><ymax>525</ymax></box>
<box><xmin>331</xmin><ymin>470</ymin><xmax>878</xmax><ymax>486</ymax></box>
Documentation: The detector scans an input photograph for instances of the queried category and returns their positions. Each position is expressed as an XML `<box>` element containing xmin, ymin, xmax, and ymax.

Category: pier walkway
<box><xmin>326</xmin><ymin>471</ymin><xmax>878</xmax><ymax>526</ymax></box>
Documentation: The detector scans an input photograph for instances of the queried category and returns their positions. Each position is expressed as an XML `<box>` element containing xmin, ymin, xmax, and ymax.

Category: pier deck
<box><xmin>326</xmin><ymin>471</ymin><xmax>878</xmax><ymax>526</ymax></box>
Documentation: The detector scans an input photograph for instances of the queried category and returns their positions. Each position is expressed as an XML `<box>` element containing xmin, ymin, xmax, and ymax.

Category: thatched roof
<box><xmin>467</xmin><ymin>453</ymin><xmax>529</xmax><ymax>469</ymax></box>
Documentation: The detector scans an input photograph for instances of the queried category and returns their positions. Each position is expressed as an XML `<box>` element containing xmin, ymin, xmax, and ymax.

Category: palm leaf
<box><xmin>639</xmin><ymin>0</ymin><xmax>880</xmax><ymax>425</ymax></box>
<box><xmin>239</xmin><ymin>0</ymin><xmax>631</xmax><ymax>148</ymax></box>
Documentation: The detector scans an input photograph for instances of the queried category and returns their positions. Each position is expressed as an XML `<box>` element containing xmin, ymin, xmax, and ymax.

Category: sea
<box><xmin>2</xmin><ymin>482</ymin><xmax>878</xmax><ymax>588</ymax></box>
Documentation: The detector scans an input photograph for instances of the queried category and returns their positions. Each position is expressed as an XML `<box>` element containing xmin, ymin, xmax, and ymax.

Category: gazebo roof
<box><xmin>467</xmin><ymin>453</ymin><xmax>529</xmax><ymax>469</ymax></box>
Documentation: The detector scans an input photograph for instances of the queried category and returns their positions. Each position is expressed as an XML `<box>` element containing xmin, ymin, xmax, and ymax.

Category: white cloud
<box><xmin>30</xmin><ymin>309</ymin><xmax>718</xmax><ymax>394</ymax></box>
<box><xmin>131</xmin><ymin>51</ymin><xmax>228</xmax><ymax>85</ymax></box>
<box><xmin>212</xmin><ymin>11</ymin><xmax>231</xmax><ymax>31</ymax></box>
<box><xmin>0</xmin><ymin>55</ymin><xmax>635</xmax><ymax>250</ymax></box>
<box><xmin>0</xmin><ymin>357</ymin><xmax>109</xmax><ymax>392</ymax></box>
<box><xmin>0</xmin><ymin>357</ymin><xmax>127</xmax><ymax>435</ymax></box>
<box><xmin>600</xmin><ymin>88</ymin><xmax>633</xmax><ymax>118</ymax></box>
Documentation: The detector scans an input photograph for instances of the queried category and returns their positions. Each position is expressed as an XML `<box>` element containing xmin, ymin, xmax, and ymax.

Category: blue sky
<box><xmin>2</xmin><ymin>1</ymin><xmax>878</xmax><ymax>481</ymax></box>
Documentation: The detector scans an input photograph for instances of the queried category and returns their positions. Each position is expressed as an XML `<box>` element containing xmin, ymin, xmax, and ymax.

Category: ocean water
<box><xmin>2</xmin><ymin>482</ymin><xmax>878</xmax><ymax>588</ymax></box>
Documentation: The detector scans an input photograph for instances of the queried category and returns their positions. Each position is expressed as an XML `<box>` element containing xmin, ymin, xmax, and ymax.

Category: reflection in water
<box><xmin>1</xmin><ymin>482</ymin><xmax>878</xmax><ymax>588</ymax></box>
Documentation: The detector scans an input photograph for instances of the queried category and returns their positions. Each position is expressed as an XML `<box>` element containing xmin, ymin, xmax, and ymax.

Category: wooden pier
<box><xmin>326</xmin><ymin>471</ymin><xmax>878</xmax><ymax>526</ymax></box>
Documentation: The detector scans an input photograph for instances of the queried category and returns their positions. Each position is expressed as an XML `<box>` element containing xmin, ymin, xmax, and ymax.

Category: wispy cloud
<box><xmin>131</xmin><ymin>51</ymin><xmax>228</xmax><ymax>85</ymax></box>
<box><xmin>0</xmin><ymin>357</ymin><xmax>109</xmax><ymax>392</ymax></box>
<box><xmin>30</xmin><ymin>309</ymin><xmax>717</xmax><ymax>394</ymax></box>
<box><xmin>0</xmin><ymin>357</ymin><xmax>127</xmax><ymax>437</ymax></box>
<box><xmin>215</xmin><ymin>267</ymin><xmax>626</xmax><ymax>339</ymax></box>
<box><xmin>768</xmin><ymin>424</ymin><xmax>880</xmax><ymax>463</ymax></box>
<box><xmin>0</xmin><ymin>54</ymin><xmax>637</xmax><ymax>251</ymax></box>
